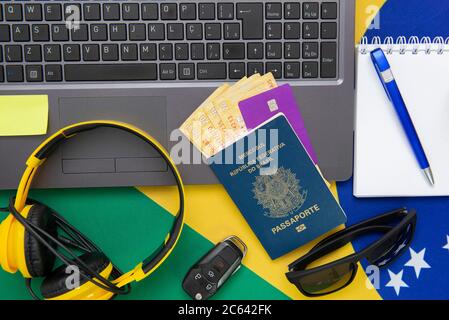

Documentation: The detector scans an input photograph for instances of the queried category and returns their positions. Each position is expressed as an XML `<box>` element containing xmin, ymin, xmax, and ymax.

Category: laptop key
<box><xmin>83</xmin><ymin>3</ymin><xmax>101</xmax><ymax>21</ymax></box>
<box><xmin>51</xmin><ymin>24</ymin><xmax>69</xmax><ymax>41</ymax></box>
<box><xmin>6</xmin><ymin>65</ymin><xmax>24</xmax><ymax>82</ymax></box>
<box><xmin>121</xmin><ymin>44</ymin><xmax>138</xmax><ymax>61</ymax></box>
<box><xmin>44</xmin><ymin>44</ymin><xmax>61</xmax><ymax>62</ymax></box>
<box><xmin>266</xmin><ymin>42</ymin><xmax>282</xmax><ymax>59</ymax></box>
<box><xmin>25</xmin><ymin>65</ymin><xmax>43</xmax><ymax>82</ymax></box>
<box><xmin>0</xmin><ymin>26</ymin><xmax>11</xmax><ymax>42</ymax></box>
<box><xmin>25</xmin><ymin>4</ymin><xmax>43</xmax><ymax>21</ymax></box>
<box><xmin>186</xmin><ymin>23</ymin><xmax>203</xmax><ymax>40</ymax></box>
<box><xmin>159</xmin><ymin>44</ymin><xmax>173</xmax><ymax>60</ymax></box>
<box><xmin>303</xmin><ymin>42</ymin><xmax>319</xmax><ymax>59</ymax></box>
<box><xmin>91</xmin><ymin>24</ymin><xmax>108</xmax><ymax>41</ymax></box>
<box><xmin>229</xmin><ymin>62</ymin><xmax>245</xmax><ymax>79</ymax></box>
<box><xmin>266</xmin><ymin>3</ymin><xmax>282</xmax><ymax>20</ymax></box>
<box><xmin>44</xmin><ymin>4</ymin><xmax>62</xmax><ymax>21</ymax></box>
<box><xmin>224</xmin><ymin>23</ymin><xmax>240</xmax><ymax>40</ymax></box>
<box><xmin>122</xmin><ymin>3</ymin><xmax>140</xmax><ymax>21</ymax></box>
<box><xmin>218</xmin><ymin>3</ymin><xmax>234</xmax><ymax>20</ymax></box>
<box><xmin>12</xmin><ymin>25</ymin><xmax>30</xmax><ymax>42</ymax></box>
<box><xmin>180</xmin><ymin>3</ymin><xmax>196</xmax><ymax>20</ymax></box>
<box><xmin>5</xmin><ymin>4</ymin><xmax>23</xmax><ymax>21</ymax></box>
<box><xmin>148</xmin><ymin>23</ymin><xmax>165</xmax><ymax>40</ymax></box>
<box><xmin>64</xmin><ymin>63</ymin><xmax>158</xmax><ymax>81</ymax></box>
<box><xmin>32</xmin><ymin>24</ymin><xmax>50</xmax><ymax>42</ymax></box>
<box><xmin>141</xmin><ymin>3</ymin><xmax>158</xmax><ymax>20</ymax></box>
<box><xmin>160</xmin><ymin>3</ymin><xmax>177</xmax><ymax>20</ymax></box>
<box><xmin>83</xmin><ymin>44</ymin><xmax>100</xmax><ymax>61</ymax></box>
<box><xmin>63</xmin><ymin>44</ymin><xmax>81</xmax><ymax>61</ymax></box>
<box><xmin>140</xmin><ymin>43</ymin><xmax>157</xmax><ymax>60</ymax></box>
<box><xmin>64</xmin><ymin>4</ymin><xmax>82</xmax><ymax>21</ymax></box>
<box><xmin>237</xmin><ymin>3</ymin><xmax>263</xmax><ymax>39</ymax></box>
<box><xmin>24</xmin><ymin>45</ymin><xmax>42</xmax><ymax>62</ymax></box>
<box><xmin>303</xmin><ymin>61</ymin><xmax>318</xmax><ymax>78</ymax></box>
<box><xmin>160</xmin><ymin>63</ymin><xmax>176</xmax><ymax>80</ymax></box>
<box><xmin>0</xmin><ymin>66</ymin><xmax>4</xmax><ymax>82</ymax></box>
<box><xmin>321</xmin><ymin>22</ymin><xmax>337</xmax><ymax>39</ymax></box>
<box><xmin>284</xmin><ymin>22</ymin><xmax>300</xmax><ymax>39</ymax></box>
<box><xmin>110</xmin><ymin>24</ymin><xmax>127</xmax><ymax>41</ymax></box>
<box><xmin>102</xmin><ymin>44</ymin><xmax>119</xmax><ymax>61</ymax></box>
<box><xmin>179</xmin><ymin>63</ymin><xmax>195</xmax><ymax>80</ymax></box>
<box><xmin>247</xmin><ymin>62</ymin><xmax>264</xmax><ymax>75</ymax></box>
<box><xmin>71</xmin><ymin>24</ymin><xmax>89</xmax><ymax>41</ymax></box>
<box><xmin>175</xmin><ymin>43</ymin><xmax>189</xmax><ymax>60</ymax></box>
<box><xmin>223</xmin><ymin>43</ymin><xmax>245</xmax><ymax>60</ymax></box>
<box><xmin>103</xmin><ymin>4</ymin><xmax>120</xmax><ymax>20</ymax></box>
<box><xmin>5</xmin><ymin>45</ymin><xmax>22</xmax><ymax>62</ymax></box>
<box><xmin>303</xmin><ymin>2</ymin><xmax>319</xmax><ymax>19</ymax></box>
<box><xmin>266</xmin><ymin>23</ymin><xmax>282</xmax><ymax>39</ymax></box>
<box><xmin>207</xmin><ymin>43</ymin><xmax>220</xmax><ymax>60</ymax></box>
<box><xmin>205</xmin><ymin>24</ymin><xmax>221</xmax><ymax>40</ymax></box>
<box><xmin>247</xmin><ymin>42</ymin><xmax>264</xmax><ymax>59</ymax></box>
<box><xmin>284</xmin><ymin>3</ymin><xmax>300</xmax><ymax>19</ymax></box>
<box><xmin>265</xmin><ymin>62</ymin><xmax>282</xmax><ymax>79</ymax></box>
<box><xmin>129</xmin><ymin>24</ymin><xmax>146</xmax><ymax>41</ymax></box>
<box><xmin>303</xmin><ymin>22</ymin><xmax>319</xmax><ymax>39</ymax></box>
<box><xmin>45</xmin><ymin>65</ymin><xmax>62</xmax><ymax>82</ymax></box>
<box><xmin>321</xmin><ymin>42</ymin><xmax>337</xmax><ymax>78</ymax></box>
<box><xmin>191</xmin><ymin>43</ymin><xmax>205</xmax><ymax>60</ymax></box>
<box><xmin>322</xmin><ymin>2</ymin><xmax>338</xmax><ymax>19</ymax></box>
<box><xmin>167</xmin><ymin>23</ymin><xmax>184</xmax><ymax>40</ymax></box>
<box><xmin>284</xmin><ymin>43</ymin><xmax>300</xmax><ymax>59</ymax></box>
<box><xmin>199</xmin><ymin>3</ymin><xmax>215</xmax><ymax>20</ymax></box>
<box><xmin>284</xmin><ymin>62</ymin><xmax>300</xmax><ymax>79</ymax></box>
<box><xmin>197</xmin><ymin>63</ymin><xmax>226</xmax><ymax>80</ymax></box>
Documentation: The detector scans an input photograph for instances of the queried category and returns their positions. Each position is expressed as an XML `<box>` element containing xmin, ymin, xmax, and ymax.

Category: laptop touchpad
<box><xmin>59</xmin><ymin>96</ymin><xmax>168</xmax><ymax>174</ymax></box>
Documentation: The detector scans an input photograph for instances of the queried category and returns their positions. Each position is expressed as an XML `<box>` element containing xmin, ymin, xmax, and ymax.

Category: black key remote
<box><xmin>182</xmin><ymin>236</ymin><xmax>247</xmax><ymax>300</ymax></box>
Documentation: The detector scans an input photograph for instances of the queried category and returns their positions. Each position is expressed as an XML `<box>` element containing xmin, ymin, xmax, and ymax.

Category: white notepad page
<box><xmin>354</xmin><ymin>39</ymin><xmax>449</xmax><ymax>197</ymax></box>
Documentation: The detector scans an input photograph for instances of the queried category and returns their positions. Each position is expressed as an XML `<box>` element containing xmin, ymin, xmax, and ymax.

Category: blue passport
<box><xmin>209</xmin><ymin>114</ymin><xmax>347</xmax><ymax>259</ymax></box>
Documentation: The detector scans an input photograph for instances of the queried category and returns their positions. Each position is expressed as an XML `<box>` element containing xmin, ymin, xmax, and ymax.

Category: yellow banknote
<box><xmin>217</xmin><ymin>73</ymin><xmax>278</xmax><ymax>142</ymax></box>
<box><xmin>180</xmin><ymin>84</ymin><xmax>230</xmax><ymax>157</ymax></box>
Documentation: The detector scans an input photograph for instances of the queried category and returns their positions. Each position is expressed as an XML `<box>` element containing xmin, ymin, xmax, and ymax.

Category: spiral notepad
<box><xmin>354</xmin><ymin>36</ymin><xmax>449</xmax><ymax>197</ymax></box>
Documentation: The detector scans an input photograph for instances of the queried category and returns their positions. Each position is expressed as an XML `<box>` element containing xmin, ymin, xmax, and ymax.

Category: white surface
<box><xmin>354</xmin><ymin>45</ymin><xmax>449</xmax><ymax>197</ymax></box>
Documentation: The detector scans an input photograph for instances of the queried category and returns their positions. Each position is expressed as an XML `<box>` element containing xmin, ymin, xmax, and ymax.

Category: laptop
<box><xmin>0</xmin><ymin>0</ymin><xmax>355</xmax><ymax>189</ymax></box>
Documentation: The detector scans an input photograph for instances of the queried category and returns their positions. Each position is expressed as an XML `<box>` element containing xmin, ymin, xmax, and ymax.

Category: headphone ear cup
<box><xmin>40</xmin><ymin>252</ymin><xmax>113</xmax><ymax>300</ymax></box>
<box><xmin>24</xmin><ymin>204</ymin><xmax>57</xmax><ymax>277</ymax></box>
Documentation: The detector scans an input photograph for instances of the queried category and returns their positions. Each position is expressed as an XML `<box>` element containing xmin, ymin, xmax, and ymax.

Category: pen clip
<box><xmin>370</xmin><ymin>48</ymin><xmax>393</xmax><ymax>102</ymax></box>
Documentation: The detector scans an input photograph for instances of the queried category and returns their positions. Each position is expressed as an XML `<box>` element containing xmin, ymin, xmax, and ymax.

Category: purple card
<box><xmin>238</xmin><ymin>84</ymin><xmax>318</xmax><ymax>163</ymax></box>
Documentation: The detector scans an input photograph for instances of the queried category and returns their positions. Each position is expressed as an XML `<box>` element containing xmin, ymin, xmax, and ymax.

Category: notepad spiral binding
<box><xmin>358</xmin><ymin>36</ymin><xmax>449</xmax><ymax>55</ymax></box>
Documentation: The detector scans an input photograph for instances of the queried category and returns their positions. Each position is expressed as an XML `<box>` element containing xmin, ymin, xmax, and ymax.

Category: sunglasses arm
<box><xmin>288</xmin><ymin>225</ymin><xmax>393</xmax><ymax>271</ymax></box>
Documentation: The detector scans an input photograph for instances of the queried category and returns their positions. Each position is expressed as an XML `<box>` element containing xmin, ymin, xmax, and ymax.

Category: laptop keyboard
<box><xmin>0</xmin><ymin>1</ymin><xmax>339</xmax><ymax>83</ymax></box>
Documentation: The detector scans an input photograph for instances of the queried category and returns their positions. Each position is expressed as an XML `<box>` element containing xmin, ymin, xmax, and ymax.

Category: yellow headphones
<box><xmin>0</xmin><ymin>120</ymin><xmax>185</xmax><ymax>300</ymax></box>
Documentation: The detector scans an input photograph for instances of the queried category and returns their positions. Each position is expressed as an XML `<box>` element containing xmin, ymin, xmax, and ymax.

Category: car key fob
<box><xmin>182</xmin><ymin>236</ymin><xmax>247</xmax><ymax>300</ymax></box>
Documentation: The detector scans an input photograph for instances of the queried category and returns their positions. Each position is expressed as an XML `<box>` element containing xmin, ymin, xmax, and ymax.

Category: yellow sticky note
<box><xmin>0</xmin><ymin>95</ymin><xmax>49</xmax><ymax>136</ymax></box>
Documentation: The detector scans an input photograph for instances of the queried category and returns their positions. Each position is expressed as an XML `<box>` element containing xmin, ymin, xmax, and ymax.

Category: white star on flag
<box><xmin>386</xmin><ymin>270</ymin><xmax>408</xmax><ymax>296</ymax></box>
<box><xmin>404</xmin><ymin>248</ymin><xmax>431</xmax><ymax>279</ymax></box>
<box><xmin>443</xmin><ymin>235</ymin><xmax>449</xmax><ymax>252</ymax></box>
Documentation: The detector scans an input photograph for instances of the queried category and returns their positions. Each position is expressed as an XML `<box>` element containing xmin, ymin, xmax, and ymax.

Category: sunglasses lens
<box><xmin>297</xmin><ymin>263</ymin><xmax>356</xmax><ymax>296</ymax></box>
<box><xmin>369</xmin><ymin>222</ymin><xmax>414</xmax><ymax>267</ymax></box>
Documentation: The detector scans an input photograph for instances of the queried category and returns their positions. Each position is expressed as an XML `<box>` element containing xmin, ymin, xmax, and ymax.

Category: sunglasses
<box><xmin>286</xmin><ymin>208</ymin><xmax>417</xmax><ymax>297</ymax></box>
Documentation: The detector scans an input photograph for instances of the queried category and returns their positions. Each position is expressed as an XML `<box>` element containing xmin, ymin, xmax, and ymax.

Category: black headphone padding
<box><xmin>40</xmin><ymin>252</ymin><xmax>110</xmax><ymax>299</ymax></box>
<box><xmin>24</xmin><ymin>205</ymin><xmax>57</xmax><ymax>277</ymax></box>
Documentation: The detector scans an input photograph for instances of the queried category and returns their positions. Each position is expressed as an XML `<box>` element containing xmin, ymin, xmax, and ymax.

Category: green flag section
<box><xmin>0</xmin><ymin>187</ymin><xmax>288</xmax><ymax>300</ymax></box>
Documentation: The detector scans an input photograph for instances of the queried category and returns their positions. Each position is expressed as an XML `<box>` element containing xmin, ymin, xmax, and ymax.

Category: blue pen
<box><xmin>370</xmin><ymin>48</ymin><xmax>434</xmax><ymax>186</ymax></box>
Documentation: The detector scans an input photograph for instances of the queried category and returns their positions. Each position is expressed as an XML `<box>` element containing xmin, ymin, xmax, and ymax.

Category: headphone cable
<box><xmin>9</xmin><ymin>197</ymin><xmax>131</xmax><ymax>298</ymax></box>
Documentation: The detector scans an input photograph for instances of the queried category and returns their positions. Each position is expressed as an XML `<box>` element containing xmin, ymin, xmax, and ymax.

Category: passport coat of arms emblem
<box><xmin>252</xmin><ymin>167</ymin><xmax>308</xmax><ymax>218</ymax></box>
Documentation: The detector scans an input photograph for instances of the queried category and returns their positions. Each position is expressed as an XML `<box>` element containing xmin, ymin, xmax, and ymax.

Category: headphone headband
<box><xmin>14</xmin><ymin>120</ymin><xmax>185</xmax><ymax>286</ymax></box>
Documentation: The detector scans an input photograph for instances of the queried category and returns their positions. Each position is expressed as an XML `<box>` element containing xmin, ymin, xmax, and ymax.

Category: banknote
<box><xmin>180</xmin><ymin>73</ymin><xmax>277</xmax><ymax>158</ymax></box>
<box><xmin>215</xmin><ymin>73</ymin><xmax>278</xmax><ymax>143</ymax></box>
